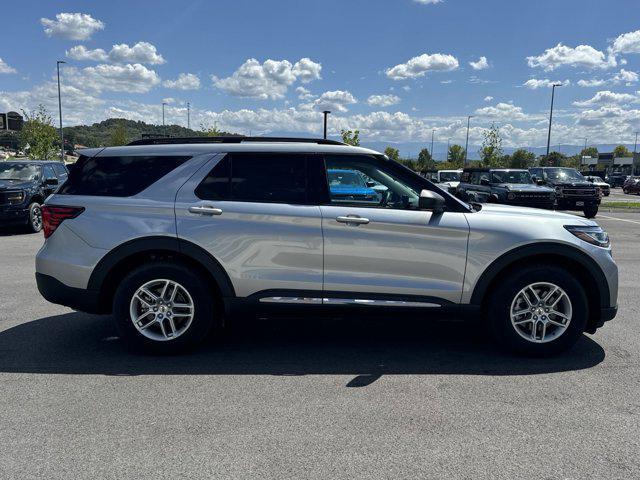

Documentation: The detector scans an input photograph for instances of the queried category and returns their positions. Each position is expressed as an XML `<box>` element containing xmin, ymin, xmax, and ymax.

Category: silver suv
<box><xmin>35</xmin><ymin>137</ymin><xmax>618</xmax><ymax>356</ymax></box>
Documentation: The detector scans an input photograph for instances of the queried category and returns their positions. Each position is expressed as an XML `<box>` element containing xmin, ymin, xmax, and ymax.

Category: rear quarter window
<box><xmin>58</xmin><ymin>155</ymin><xmax>190</xmax><ymax>197</ymax></box>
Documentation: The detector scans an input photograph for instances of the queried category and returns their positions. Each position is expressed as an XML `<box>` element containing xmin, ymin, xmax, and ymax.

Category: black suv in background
<box><xmin>0</xmin><ymin>160</ymin><xmax>68</xmax><ymax>232</ymax></box>
<box><xmin>457</xmin><ymin>168</ymin><xmax>555</xmax><ymax>209</ymax></box>
<box><xmin>530</xmin><ymin>167</ymin><xmax>600</xmax><ymax>218</ymax></box>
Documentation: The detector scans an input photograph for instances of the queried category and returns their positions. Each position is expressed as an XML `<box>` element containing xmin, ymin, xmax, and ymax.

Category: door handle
<box><xmin>188</xmin><ymin>205</ymin><xmax>223</xmax><ymax>216</ymax></box>
<box><xmin>336</xmin><ymin>215</ymin><xmax>369</xmax><ymax>225</ymax></box>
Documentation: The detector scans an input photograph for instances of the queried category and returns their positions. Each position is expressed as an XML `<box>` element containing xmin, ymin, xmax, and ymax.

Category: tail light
<box><xmin>41</xmin><ymin>205</ymin><xmax>85</xmax><ymax>239</ymax></box>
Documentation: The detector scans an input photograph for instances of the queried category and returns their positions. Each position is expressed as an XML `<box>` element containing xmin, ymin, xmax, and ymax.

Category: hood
<box><xmin>475</xmin><ymin>203</ymin><xmax>595</xmax><ymax>225</ymax></box>
<box><xmin>442</xmin><ymin>181</ymin><xmax>460</xmax><ymax>188</ymax></box>
<box><xmin>0</xmin><ymin>179</ymin><xmax>33</xmax><ymax>190</ymax></box>
<box><xmin>552</xmin><ymin>181</ymin><xmax>593</xmax><ymax>188</ymax></box>
<box><xmin>497</xmin><ymin>183</ymin><xmax>554</xmax><ymax>192</ymax></box>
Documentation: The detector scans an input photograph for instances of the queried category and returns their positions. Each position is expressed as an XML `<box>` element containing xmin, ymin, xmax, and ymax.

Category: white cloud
<box><xmin>163</xmin><ymin>73</ymin><xmax>200</xmax><ymax>90</ymax></box>
<box><xmin>40</xmin><ymin>13</ymin><xmax>104</xmax><ymax>40</ymax></box>
<box><xmin>162</xmin><ymin>97</ymin><xmax>176</xmax><ymax>104</ymax></box>
<box><xmin>484</xmin><ymin>96</ymin><xmax>493</xmax><ymax>102</ymax></box>
<box><xmin>611</xmin><ymin>30</ymin><xmax>640</xmax><ymax>54</ymax></box>
<box><xmin>474</xmin><ymin>102</ymin><xmax>530</xmax><ymax>120</ymax></box>
<box><xmin>385</xmin><ymin>53</ymin><xmax>459</xmax><ymax>80</ymax></box>
<box><xmin>296</xmin><ymin>86</ymin><xmax>315</xmax><ymax>100</ymax></box>
<box><xmin>613</xmin><ymin>68</ymin><xmax>639</xmax><ymax>85</ymax></box>
<box><xmin>313</xmin><ymin>90</ymin><xmax>357</xmax><ymax>112</ymax></box>
<box><xmin>572</xmin><ymin>90</ymin><xmax>638</xmax><ymax>107</ymax></box>
<box><xmin>576</xmin><ymin>69</ymin><xmax>639</xmax><ymax>88</ymax></box>
<box><xmin>66</xmin><ymin>45</ymin><xmax>108</xmax><ymax>62</ymax></box>
<box><xmin>108</xmin><ymin>42</ymin><xmax>165</xmax><ymax>65</ymax></box>
<box><xmin>0</xmin><ymin>58</ymin><xmax>17</xmax><ymax>74</ymax></box>
<box><xmin>523</xmin><ymin>78</ymin><xmax>570</xmax><ymax>89</ymax></box>
<box><xmin>212</xmin><ymin>58</ymin><xmax>321</xmax><ymax>99</ymax></box>
<box><xmin>469</xmin><ymin>56</ymin><xmax>489</xmax><ymax>70</ymax></box>
<box><xmin>413</xmin><ymin>0</ymin><xmax>443</xmax><ymax>4</ymax></box>
<box><xmin>68</xmin><ymin>63</ymin><xmax>161</xmax><ymax>93</ymax></box>
<box><xmin>577</xmin><ymin>78</ymin><xmax>607</xmax><ymax>88</ymax></box>
<box><xmin>366</xmin><ymin>94</ymin><xmax>401</xmax><ymax>107</ymax></box>
<box><xmin>527</xmin><ymin>43</ymin><xmax>616</xmax><ymax>71</ymax></box>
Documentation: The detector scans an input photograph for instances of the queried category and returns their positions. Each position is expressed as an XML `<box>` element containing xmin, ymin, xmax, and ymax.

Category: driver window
<box><xmin>43</xmin><ymin>165</ymin><xmax>56</xmax><ymax>180</ymax></box>
<box><xmin>324</xmin><ymin>155</ymin><xmax>420</xmax><ymax>210</ymax></box>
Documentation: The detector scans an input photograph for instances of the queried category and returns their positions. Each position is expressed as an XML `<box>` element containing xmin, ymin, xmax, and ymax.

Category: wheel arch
<box><xmin>88</xmin><ymin>236</ymin><xmax>235</xmax><ymax>313</ymax></box>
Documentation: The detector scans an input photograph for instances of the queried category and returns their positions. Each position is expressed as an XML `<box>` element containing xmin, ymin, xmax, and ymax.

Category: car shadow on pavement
<box><xmin>0</xmin><ymin>312</ymin><xmax>605</xmax><ymax>382</ymax></box>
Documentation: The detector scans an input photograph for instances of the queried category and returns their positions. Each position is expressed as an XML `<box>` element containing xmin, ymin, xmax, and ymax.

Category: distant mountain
<box><xmin>62</xmin><ymin>118</ymin><xmax>237</xmax><ymax>148</ymax></box>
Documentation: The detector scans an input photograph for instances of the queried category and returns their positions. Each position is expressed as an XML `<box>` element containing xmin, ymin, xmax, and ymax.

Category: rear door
<box><xmin>319</xmin><ymin>154</ymin><xmax>469</xmax><ymax>304</ymax></box>
<box><xmin>175</xmin><ymin>152</ymin><xmax>324</xmax><ymax>298</ymax></box>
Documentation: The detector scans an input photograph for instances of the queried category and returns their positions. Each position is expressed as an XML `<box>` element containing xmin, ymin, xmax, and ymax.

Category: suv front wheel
<box><xmin>487</xmin><ymin>265</ymin><xmax>588</xmax><ymax>356</ymax></box>
<box><xmin>113</xmin><ymin>262</ymin><xmax>217</xmax><ymax>353</ymax></box>
<box><xmin>583</xmin><ymin>206</ymin><xmax>598</xmax><ymax>218</ymax></box>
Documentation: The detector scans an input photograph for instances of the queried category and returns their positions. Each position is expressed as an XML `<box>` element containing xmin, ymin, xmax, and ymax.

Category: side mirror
<box><xmin>45</xmin><ymin>178</ymin><xmax>59</xmax><ymax>186</ymax></box>
<box><xmin>536</xmin><ymin>179</ymin><xmax>545</xmax><ymax>186</ymax></box>
<box><xmin>366</xmin><ymin>181</ymin><xmax>376</xmax><ymax>188</ymax></box>
<box><xmin>419</xmin><ymin>189</ymin><xmax>445</xmax><ymax>213</ymax></box>
<box><xmin>480</xmin><ymin>178</ymin><xmax>490</xmax><ymax>186</ymax></box>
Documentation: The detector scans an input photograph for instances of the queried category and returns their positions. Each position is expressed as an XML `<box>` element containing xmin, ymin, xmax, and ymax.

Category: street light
<box><xmin>323</xmin><ymin>111</ymin><xmax>330</xmax><ymax>139</ymax></box>
<box><xmin>634</xmin><ymin>132</ymin><xmax>638</xmax><ymax>154</ymax></box>
<box><xmin>447</xmin><ymin>138</ymin><xmax>450</xmax><ymax>161</ymax></box>
<box><xmin>546</xmin><ymin>83</ymin><xmax>563</xmax><ymax>156</ymax></box>
<box><xmin>56</xmin><ymin>60</ymin><xmax>66</xmax><ymax>161</ymax></box>
<box><xmin>187</xmin><ymin>102</ymin><xmax>190</xmax><ymax>130</ymax></box>
<box><xmin>162</xmin><ymin>102</ymin><xmax>167</xmax><ymax>127</ymax></box>
<box><xmin>464</xmin><ymin>115</ymin><xmax>473</xmax><ymax>166</ymax></box>
<box><xmin>430</xmin><ymin>129</ymin><xmax>435</xmax><ymax>159</ymax></box>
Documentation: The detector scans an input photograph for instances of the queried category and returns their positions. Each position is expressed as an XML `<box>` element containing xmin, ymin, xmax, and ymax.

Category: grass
<box><xmin>601</xmin><ymin>201</ymin><xmax>640</xmax><ymax>209</ymax></box>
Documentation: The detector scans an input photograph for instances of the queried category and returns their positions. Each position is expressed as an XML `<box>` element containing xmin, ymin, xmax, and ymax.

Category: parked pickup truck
<box><xmin>457</xmin><ymin>168</ymin><xmax>555</xmax><ymax>210</ymax></box>
<box><xmin>530</xmin><ymin>167</ymin><xmax>600</xmax><ymax>218</ymax></box>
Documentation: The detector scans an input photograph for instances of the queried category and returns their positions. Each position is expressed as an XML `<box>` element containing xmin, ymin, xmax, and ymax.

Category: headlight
<box><xmin>565</xmin><ymin>225</ymin><xmax>610</xmax><ymax>248</ymax></box>
<box><xmin>507</xmin><ymin>193</ymin><xmax>516</xmax><ymax>200</ymax></box>
<box><xmin>7</xmin><ymin>191</ymin><xmax>25</xmax><ymax>205</ymax></box>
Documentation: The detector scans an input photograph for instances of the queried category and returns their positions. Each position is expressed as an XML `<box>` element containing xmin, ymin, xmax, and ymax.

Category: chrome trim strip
<box><xmin>259</xmin><ymin>297</ymin><xmax>323</xmax><ymax>304</ymax></box>
<box><xmin>258</xmin><ymin>296</ymin><xmax>441</xmax><ymax>308</ymax></box>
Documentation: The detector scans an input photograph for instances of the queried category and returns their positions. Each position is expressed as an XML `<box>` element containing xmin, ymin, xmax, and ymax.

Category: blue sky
<box><xmin>1</xmin><ymin>0</ymin><xmax>640</xmax><ymax>155</ymax></box>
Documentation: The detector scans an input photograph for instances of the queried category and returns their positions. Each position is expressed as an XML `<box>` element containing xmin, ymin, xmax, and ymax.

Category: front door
<box><xmin>320</xmin><ymin>154</ymin><xmax>469</xmax><ymax>304</ymax></box>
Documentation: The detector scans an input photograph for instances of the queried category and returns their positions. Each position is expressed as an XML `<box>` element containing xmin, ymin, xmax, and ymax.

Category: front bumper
<box><xmin>557</xmin><ymin>198</ymin><xmax>600</xmax><ymax>210</ymax></box>
<box><xmin>0</xmin><ymin>206</ymin><xmax>29</xmax><ymax>224</ymax></box>
<box><xmin>36</xmin><ymin>272</ymin><xmax>104</xmax><ymax>313</ymax></box>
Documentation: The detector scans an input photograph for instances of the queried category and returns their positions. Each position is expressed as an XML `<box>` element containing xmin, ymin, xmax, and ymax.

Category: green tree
<box><xmin>201</xmin><ymin>123</ymin><xmax>224</xmax><ymax>137</ymax></box>
<box><xmin>508</xmin><ymin>149</ymin><xmax>536</xmax><ymax>168</ymax></box>
<box><xmin>109</xmin><ymin>122</ymin><xmax>129</xmax><ymax>146</ymax></box>
<box><xmin>540</xmin><ymin>151</ymin><xmax>567</xmax><ymax>167</ymax></box>
<box><xmin>19</xmin><ymin>104</ymin><xmax>58</xmax><ymax>160</ymax></box>
<box><xmin>341</xmin><ymin>129</ymin><xmax>360</xmax><ymax>146</ymax></box>
<box><xmin>384</xmin><ymin>147</ymin><xmax>400</xmax><ymax>162</ymax></box>
<box><xmin>579</xmin><ymin>146</ymin><xmax>598</xmax><ymax>158</ymax></box>
<box><xmin>479</xmin><ymin>123</ymin><xmax>504</xmax><ymax>167</ymax></box>
<box><xmin>417</xmin><ymin>148</ymin><xmax>436</xmax><ymax>171</ymax></box>
<box><xmin>613</xmin><ymin>145</ymin><xmax>631</xmax><ymax>158</ymax></box>
<box><xmin>562</xmin><ymin>155</ymin><xmax>581</xmax><ymax>169</ymax></box>
<box><xmin>447</xmin><ymin>144</ymin><xmax>465</xmax><ymax>167</ymax></box>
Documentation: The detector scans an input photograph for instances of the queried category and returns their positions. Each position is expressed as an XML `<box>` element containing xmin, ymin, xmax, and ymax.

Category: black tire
<box><xmin>583</xmin><ymin>206</ymin><xmax>598</xmax><ymax>218</ymax></box>
<box><xmin>623</xmin><ymin>187</ymin><xmax>629</xmax><ymax>194</ymax></box>
<box><xmin>26</xmin><ymin>202</ymin><xmax>43</xmax><ymax>233</ymax></box>
<box><xmin>113</xmin><ymin>262</ymin><xmax>218</xmax><ymax>354</ymax></box>
<box><xmin>487</xmin><ymin>265</ymin><xmax>588</xmax><ymax>356</ymax></box>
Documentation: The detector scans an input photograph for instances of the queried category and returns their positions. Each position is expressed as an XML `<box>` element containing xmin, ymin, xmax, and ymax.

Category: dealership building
<box><xmin>0</xmin><ymin>111</ymin><xmax>24</xmax><ymax>150</ymax></box>
<box><xmin>581</xmin><ymin>152</ymin><xmax>640</xmax><ymax>175</ymax></box>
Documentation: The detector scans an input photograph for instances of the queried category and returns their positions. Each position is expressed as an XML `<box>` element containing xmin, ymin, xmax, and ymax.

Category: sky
<box><xmin>1</xmin><ymin>0</ymin><xmax>640</xmax><ymax>156</ymax></box>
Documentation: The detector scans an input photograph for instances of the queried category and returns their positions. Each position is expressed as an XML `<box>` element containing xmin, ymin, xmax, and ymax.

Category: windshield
<box><xmin>0</xmin><ymin>163</ymin><xmax>40</xmax><ymax>181</ymax></box>
<box><xmin>545</xmin><ymin>168</ymin><xmax>585</xmax><ymax>182</ymax></box>
<box><xmin>491</xmin><ymin>170</ymin><xmax>532</xmax><ymax>184</ymax></box>
<box><xmin>439</xmin><ymin>171</ymin><xmax>460</xmax><ymax>182</ymax></box>
<box><xmin>327</xmin><ymin>170</ymin><xmax>366</xmax><ymax>188</ymax></box>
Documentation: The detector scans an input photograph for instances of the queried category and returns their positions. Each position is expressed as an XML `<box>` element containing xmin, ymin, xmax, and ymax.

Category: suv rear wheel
<box><xmin>113</xmin><ymin>262</ymin><xmax>217</xmax><ymax>353</ymax></box>
<box><xmin>487</xmin><ymin>265</ymin><xmax>588</xmax><ymax>356</ymax></box>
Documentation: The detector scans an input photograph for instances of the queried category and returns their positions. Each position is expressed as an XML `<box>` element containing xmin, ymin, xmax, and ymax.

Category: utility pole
<box><xmin>187</xmin><ymin>102</ymin><xmax>190</xmax><ymax>130</ymax></box>
<box><xmin>430</xmin><ymin>129</ymin><xmax>435</xmax><ymax>159</ymax></box>
<box><xmin>447</xmin><ymin>138</ymin><xmax>450</xmax><ymax>162</ymax></box>
<box><xmin>56</xmin><ymin>60</ymin><xmax>66</xmax><ymax>161</ymax></box>
<box><xmin>634</xmin><ymin>132</ymin><xmax>638</xmax><ymax>153</ymax></box>
<box><xmin>546</xmin><ymin>83</ymin><xmax>562</xmax><ymax>156</ymax></box>
<box><xmin>323</xmin><ymin>111</ymin><xmax>330</xmax><ymax>139</ymax></box>
<box><xmin>464</xmin><ymin>115</ymin><xmax>473</xmax><ymax>166</ymax></box>
<box><xmin>162</xmin><ymin>102</ymin><xmax>167</xmax><ymax>127</ymax></box>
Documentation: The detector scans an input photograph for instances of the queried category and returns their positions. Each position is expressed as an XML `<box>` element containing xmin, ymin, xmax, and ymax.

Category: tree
<box><xmin>508</xmin><ymin>149</ymin><xmax>536</xmax><ymax>169</ymax></box>
<box><xmin>417</xmin><ymin>148</ymin><xmax>436</xmax><ymax>171</ymax></box>
<box><xmin>447</xmin><ymin>144</ymin><xmax>465</xmax><ymax>168</ymax></box>
<box><xmin>341</xmin><ymin>129</ymin><xmax>360</xmax><ymax>146</ymax></box>
<box><xmin>19</xmin><ymin>104</ymin><xmax>58</xmax><ymax>160</ymax></box>
<box><xmin>479</xmin><ymin>123</ymin><xmax>504</xmax><ymax>167</ymax></box>
<box><xmin>614</xmin><ymin>145</ymin><xmax>631</xmax><ymax>158</ymax></box>
<box><xmin>579</xmin><ymin>146</ymin><xmax>598</xmax><ymax>158</ymax></box>
<box><xmin>384</xmin><ymin>147</ymin><xmax>400</xmax><ymax>162</ymax></box>
<box><xmin>109</xmin><ymin>122</ymin><xmax>129</xmax><ymax>146</ymax></box>
<box><xmin>540</xmin><ymin>151</ymin><xmax>567</xmax><ymax>167</ymax></box>
<box><xmin>201</xmin><ymin>123</ymin><xmax>224</xmax><ymax>137</ymax></box>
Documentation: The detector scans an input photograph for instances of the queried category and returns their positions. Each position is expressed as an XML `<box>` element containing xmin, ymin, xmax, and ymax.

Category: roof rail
<box><xmin>127</xmin><ymin>136</ymin><xmax>346</xmax><ymax>146</ymax></box>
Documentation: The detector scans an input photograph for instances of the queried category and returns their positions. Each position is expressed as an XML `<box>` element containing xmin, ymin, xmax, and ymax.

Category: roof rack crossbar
<box><xmin>127</xmin><ymin>136</ymin><xmax>346</xmax><ymax>146</ymax></box>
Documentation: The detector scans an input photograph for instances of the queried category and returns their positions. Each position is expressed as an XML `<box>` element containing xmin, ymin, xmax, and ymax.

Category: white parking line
<box><xmin>598</xmin><ymin>214</ymin><xmax>640</xmax><ymax>225</ymax></box>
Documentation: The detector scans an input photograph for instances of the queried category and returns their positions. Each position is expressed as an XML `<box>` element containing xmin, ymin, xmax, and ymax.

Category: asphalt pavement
<box><xmin>0</xmin><ymin>212</ymin><xmax>639</xmax><ymax>479</ymax></box>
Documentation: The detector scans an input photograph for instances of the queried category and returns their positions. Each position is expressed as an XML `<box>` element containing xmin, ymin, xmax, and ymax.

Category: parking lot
<box><xmin>1</xmin><ymin>212</ymin><xmax>639</xmax><ymax>479</ymax></box>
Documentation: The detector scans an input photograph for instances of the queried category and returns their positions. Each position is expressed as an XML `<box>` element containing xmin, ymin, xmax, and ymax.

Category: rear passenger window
<box><xmin>196</xmin><ymin>153</ymin><xmax>308</xmax><ymax>204</ymax></box>
<box><xmin>58</xmin><ymin>155</ymin><xmax>190</xmax><ymax>197</ymax></box>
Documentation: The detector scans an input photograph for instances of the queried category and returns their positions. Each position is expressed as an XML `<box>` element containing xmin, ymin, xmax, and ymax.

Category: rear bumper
<box><xmin>36</xmin><ymin>272</ymin><xmax>105</xmax><ymax>314</ymax></box>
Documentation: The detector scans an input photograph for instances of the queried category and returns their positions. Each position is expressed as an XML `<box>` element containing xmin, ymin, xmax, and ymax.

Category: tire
<box><xmin>113</xmin><ymin>262</ymin><xmax>218</xmax><ymax>354</ymax></box>
<box><xmin>623</xmin><ymin>187</ymin><xmax>629</xmax><ymax>194</ymax></box>
<box><xmin>26</xmin><ymin>202</ymin><xmax>43</xmax><ymax>233</ymax></box>
<box><xmin>583</xmin><ymin>206</ymin><xmax>598</xmax><ymax>218</ymax></box>
<box><xmin>487</xmin><ymin>265</ymin><xmax>588</xmax><ymax>356</ymax></box>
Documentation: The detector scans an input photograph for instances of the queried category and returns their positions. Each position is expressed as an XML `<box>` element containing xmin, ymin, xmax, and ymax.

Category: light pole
<box><xmin>56</xmin><ymin>60</ymin><xmax>66</xmax><ymax>161</ymax></box>
<box><xmin>447</xmin><ymin>138</ymin><xmax>450</xmax><ymax>162</ymax></box>
<box><xmin>323</xmin><ymin>111</ymin><xmax>330</xmax><ymax>139</ymax></box>
<box><xmin>464</xmin><ymin>115</ymin><xmax>473</xmax><ymax>166</ymax></box>
<box><xmin>187</xmin><ymin>102</ymin><xmax>190</xmax><ymax>130</ymax></box>
<box><xmin>430</xmin><ymin>129</ymin><xmax>435</xmax><ymax>159</ymax></box>
<box><xmin>546</xmin><ymin>83</ymin><xmax>563</xmax><ymax>157</ymax></box>
<box><xmin>162</xmin><ymin>102</ymin><xmax>167</xmax><ymax>127</ymax></box>
<box><xmin>634</xmin><ymin>132</ymin><xmax>638</xmax><ymax>153</ymax></box>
